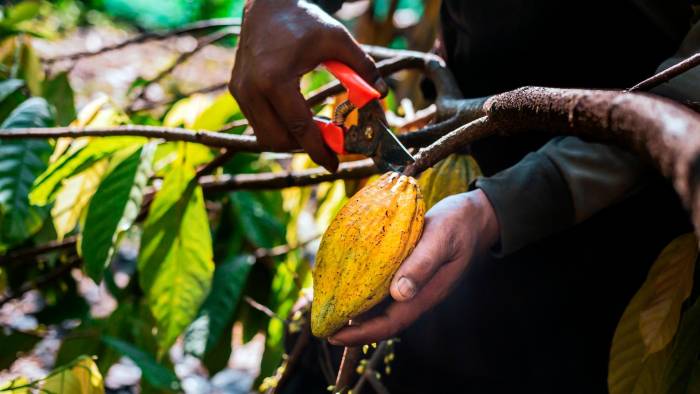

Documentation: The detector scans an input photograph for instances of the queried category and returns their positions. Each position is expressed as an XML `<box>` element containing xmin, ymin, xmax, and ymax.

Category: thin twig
<box><xmin>628</xmin><ymin>52</ymin><xmax>700</xmax><ymax>92</ymax></box>
<box><xmin>0</xmin><ymin>257</ymin><xmax>81</xmax><ymax>308</ymax></box>
<box><xmin>130</xmin><ymin>82</ymin><xmax>229</xmax><ymax>112</ymax></box>
<box><xmin>128</xmin><ymin>27</ymin><xmax>238</xmax><ymax>112</ymax></box>
<box><xmin>44</xmin><ymin>18</ymin><xmax>241</xmax><ymax>64</ymax></box>
<box><xmin>335</xmin><ymin>346</ymin><xmax>363</xmax><ymax>392</ymax></box>
<box><xmin>195</xmin><ymin>149</ymin><xmax>238</xmax><ymax>178</ymax></box>
<box><xmin>353</xmin><ymin>341</ymin><xmax>390</xmax><ymax>394</ymax></box>
<box><xmin>271</xmin><ymin>322</ymin><xmax>312</xmax><ymax>394</ymax></box>
<box><xmin>0</xmin><ymin>236</ymin><xmax>77</xmax><ymax>267</ymax></box>
<box><xmin>244</xmin><ymin>296</ymin><xmax>287</xmax><ymax>324</ymax></box>
<box><xmin>254</xmin><ymin>235</ymin><xmax>321</xmax><ymax>260</ymax></box>
<box><xmin>217</xmin><ymin>119</ymin><xmax>250</xmax><ymax>132</ymax></box>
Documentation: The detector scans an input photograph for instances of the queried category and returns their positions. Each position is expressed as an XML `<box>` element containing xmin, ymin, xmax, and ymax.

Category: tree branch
<box><xmin>0</xmin><ymin>257</ymin><xmax>81</xmax><ymax>308</ymax></box>
<box><xmin>0</xmin><ymin>236</ymin><xmax>77</xmax><ymax>268</ymax></box>
<box><xmin>335</xmin><ymin>346</ymin><xmax>363</xmax><ymax>392</ymax></box>
<box><xmin>628</xmin><ymin>52</ymin><xmax>700</xmax><ymax>92</ymax></box>
<box><xmin>200</xmin><ymin>159</ymin><xmax>378</xmax><ymax>194</ymax></box>
<box><xmin>44</xmin><ymin>18</ymin><xmax>241</xmax><ymax>64</ymax></box>
<box><xmin>0</xmin><ymin>125</ymin><xmax>261</xmax><ymax>150</ymax></box>
<box><xmin>127</xmin><ymin>27</ymin><xmax>238</xmax><ymax>112</ymax></box>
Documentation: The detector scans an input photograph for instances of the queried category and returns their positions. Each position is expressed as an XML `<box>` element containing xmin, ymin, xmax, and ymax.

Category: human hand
<box><xmin>328</xmin><ymin>189</ymin><xmax>500</xmax><ymax>346</ymax></box>
<box><xmin>229</xmin><ymin>0</ymin><xmax>386</xmax><ymax>171</ymax></box>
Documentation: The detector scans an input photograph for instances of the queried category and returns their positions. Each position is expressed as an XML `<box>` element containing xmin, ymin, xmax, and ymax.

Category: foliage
<box><xmin>1</xmin><ymin>2</ymin><xmax>698</xmax><ymax>394</ymax></box>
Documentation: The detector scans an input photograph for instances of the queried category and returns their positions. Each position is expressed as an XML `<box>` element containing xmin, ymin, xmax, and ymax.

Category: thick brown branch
<box><xmin>45</xmin><ymin>18</ymin><xmax>241</xmax><ymax>64</ymax></box>
<box><xmin>628</xmin><ymin>52</ymin><xmax>700</xmax><ymax>92</ymax></box>
<box><xmin>483</xmin><ymin>87</ymin><xmax>700</xmax><ymax>232</ymax></box>
<box><xmin>200</xmin><ymin>159</ymin><xmax>378</xmax><ymax>194</ymax></box>
<box><xmin>0</xmin><ymin>125</ymin><xmax>261</xmax><ymax>150</ymax></box>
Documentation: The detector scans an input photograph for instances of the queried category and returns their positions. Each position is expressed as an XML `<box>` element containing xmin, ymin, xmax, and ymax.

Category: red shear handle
<box><xmin>314</xmin><ymin>117</ymin><xmax>346</xmax><ymax>154</ymax></box>
<box><xmin>323</xmin><ymin>60</ymin><xmax>381</xmax><ymax>108</ymax></box>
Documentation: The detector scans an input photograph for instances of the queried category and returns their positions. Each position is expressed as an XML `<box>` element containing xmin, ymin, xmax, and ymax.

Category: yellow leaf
<box><xmin>0</xmin><ymin>376</ymin><xmax>30</xmax><ymax>393</ymax></box>
<box><xmin>51</xmin><ymin>160</ymin><xmax>109</xmax><ymax>240</ymax></box>
<box><xmin>72</xmin><ymin>95</ymin><xmax>110</xmax><ymax>127</ymax></box>
<box><xmin>42</xmin><ymin>357</ymin><xmax>104</xmax><ymax>394</ymax></box>
<box><xmin>191</xmin><ymin>92</ymin><xmax>240</xmax><ymax>130</ymax></box>
<box><xmin>608</xmin><ymin>233</ymin><xmax>698</xmax><ymax>394</ymax></box>
<box><xmin>163</xmin><ymin>94</ymin><xmax>213</xmax><ymax>128</ymax></box>
<box><xmin>639</xmin><ymin>233</ymin><xmax>698</xmax><ymax>355</ymax></box>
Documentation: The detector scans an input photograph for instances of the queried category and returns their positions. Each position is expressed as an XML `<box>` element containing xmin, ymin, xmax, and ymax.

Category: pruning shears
<box><xmin>313</xmin><ymin>61</ymin><xmax>415</xmax><ymax>173</ymax></box>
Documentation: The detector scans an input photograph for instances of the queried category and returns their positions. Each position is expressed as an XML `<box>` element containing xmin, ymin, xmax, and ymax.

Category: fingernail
<box><xmin>396</xmin><ymin>276</ymin><xmax>416</xmax><ymax>299</ymax></box>
<box><xmin>374</xmin><ymin>77</ymin><xmax>389</xmax><ymax>96</ymax></box>
<box><xmin>328</xmin><ymin>337</ymin><xmax>342</xmax><ymax>346</ymax></box>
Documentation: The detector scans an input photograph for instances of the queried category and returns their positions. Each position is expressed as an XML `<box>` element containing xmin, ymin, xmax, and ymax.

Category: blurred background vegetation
<box><xmin>0</xmin><ymin>1</ymin><xmax>437</xmax><ymax>393</ymax></box>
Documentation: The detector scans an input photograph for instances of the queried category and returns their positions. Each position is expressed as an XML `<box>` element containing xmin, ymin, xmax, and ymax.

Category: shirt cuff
<box><xmin>473</xmin><ymin>151</ymin><xmax>575</xmax><ymax>257</ymax></box>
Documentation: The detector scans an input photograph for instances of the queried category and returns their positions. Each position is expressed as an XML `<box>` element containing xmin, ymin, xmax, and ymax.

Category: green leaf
<box><xmin>42</xmin><ymin>356</ymin><xmax>105</xmax><ymax>394</ymax></box>
<box><xmin>184</xmin><ymin>254</ymin><xmax>255</xmax><ymax>358</ymax></box>
<box><xmin>138</xmin><ymin>145</ymin><xmax>214</xmax><ymax>355</ymax></box>
<box><xmin>0</xmin><ymin>79</ymin><xmax>24</xmax><ymax>103</ymax></box>
<box><xmin>3</xmin><ymin>1</ymin><xmax>42</xmax><ymax>26</ymax></box>
<box><xmin>258</xmin><ymin>252</ymin><xmax>301</xmax><ymax>384</ymax></box>
<box><xmin>190</xmin><ymin>92</ymin><xmax>240</xmax><ymax>130</ymax></box>
<box><xmin>16</xmin><ymin>36</ymin><xmax>44</xmax><ymax>96</ymax></box>
<box><xmin>0</xmin><ymin>330</ymin><xmax>41</xmax><ymax>370</ymax></box>
<box><xmin>0</xmin><ymin>78</ymin><xmax>27</xmax><ymax>123</ymax></box>
<box><xmin>202</xmin><ymin>319</ymin><xmax>233</xmax><ymax>375</ymax></box>
<box><xmin>102</xmin><ymin>336</ymin><xmax>180</xmax><ymax>392</ymax></box>
<box><xmin>82</xmin><ymin>144</ymin><xmax>154</xmax><ymax>282</ymax></box>
<box><xmin>0</xmin><ymin>97</ymin><xmax>53</xmax><ymax>246</ymax></box>
<box><xmin>230</xmin><ymin>191</ymin><xmax>287</xmax><ymax>249</ymax></box>
<box><xmin>30</xmin><ymin>137</ymin><xmax>145</xmax><ymax>206</ymax></box>
<box><xmin>42</xmin><ymin>72</ymin><xmax>76</xmax><ymax>126</ymax></box>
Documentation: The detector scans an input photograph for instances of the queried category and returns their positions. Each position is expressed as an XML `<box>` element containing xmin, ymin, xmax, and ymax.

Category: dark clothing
<box><xmin>440</xmin><ymin>0</ymin><xmax>691</xmax><ymax>174</ymax></box>
<box><xmin>302</xmin><ymin>1</ymin><xmax>697</xmax><ymax>393</ymax></box>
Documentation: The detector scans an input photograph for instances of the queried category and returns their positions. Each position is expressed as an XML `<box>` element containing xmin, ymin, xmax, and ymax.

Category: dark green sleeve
<box><xmin>473</xmin><ymin>20</ymin><xmax>699</xmax><ymax>257</ymax></box>
<box><xmin>475</xmin><ymin>138</ymin><xmax>648</xmax><ymax>257</ymax></box>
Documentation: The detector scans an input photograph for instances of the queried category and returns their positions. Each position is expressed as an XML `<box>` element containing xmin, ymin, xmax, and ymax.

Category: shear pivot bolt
<box><xmin>364</xmin><ymin>126</ymin><xmax>374</xmax><ymax>140</ymax></box>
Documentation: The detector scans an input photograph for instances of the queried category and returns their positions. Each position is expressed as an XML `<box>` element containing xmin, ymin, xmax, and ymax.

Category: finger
<box><xmin>389</xmin><ymin>215</ymin><xmax>451</xmax><ymax>302</ymax></box>
<box><xmin>244</xmin><ymin>93</ymin><xmax>298</xmax><ymax>151</ymax></box>
<box><xmin>325</xmin><ymin>29</ymin><xmax>387</xmax><ymax>96</ymax></box>
<box><xmin>268</xmin><ymin>81</ymin><xmax>339</xmax><ymax>171</ymax></box>
<box><xmin>330</xmin><ymin>258</ymin><xmax>465</xmax><ymax>346</ymax></box>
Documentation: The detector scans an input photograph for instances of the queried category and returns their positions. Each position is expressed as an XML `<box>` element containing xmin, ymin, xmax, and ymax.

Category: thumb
<box><xmin>328</xmin><ymin>30</ymin><xmax>387</xmax><ymax>96</ymax></box>
<box><xmin>389</xmin><ymin>219</ymin><xmax>450</xmax><ymax>302</ymax></box>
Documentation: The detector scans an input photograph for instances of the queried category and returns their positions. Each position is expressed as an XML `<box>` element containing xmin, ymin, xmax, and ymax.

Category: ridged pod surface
<box><xmin>417</xmin><ymin>154</ymin><xmax>481</xmax><ymax>209</ymax></box>
<box><xmin>311</xmin><ymin>172</ymin><xmax>425</xmax><ymax>337</ymax></box>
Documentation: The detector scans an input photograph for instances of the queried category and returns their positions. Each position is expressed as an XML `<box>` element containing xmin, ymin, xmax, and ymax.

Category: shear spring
<box><xmin>333</xmin><ymin>100</ymin><xmax>356</xmax><ymax>126</ymax></box>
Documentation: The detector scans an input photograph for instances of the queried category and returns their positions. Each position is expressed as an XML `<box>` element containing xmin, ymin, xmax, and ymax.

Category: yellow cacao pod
<box><xmin>417</xmin><ymin>154</ymin><xmax>481</xmax><ymax>209</ymax></box>
<box><xmin>311</xmin><ymin>172</ymin><xmax>425</xmax><ymax>337</ymax></box>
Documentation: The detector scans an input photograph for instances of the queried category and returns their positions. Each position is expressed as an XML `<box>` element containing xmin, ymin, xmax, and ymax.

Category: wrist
<box><xmin>462</xmin><ymin>189</ymin><xmax>500</xmax><ymax>252</ymax></box>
